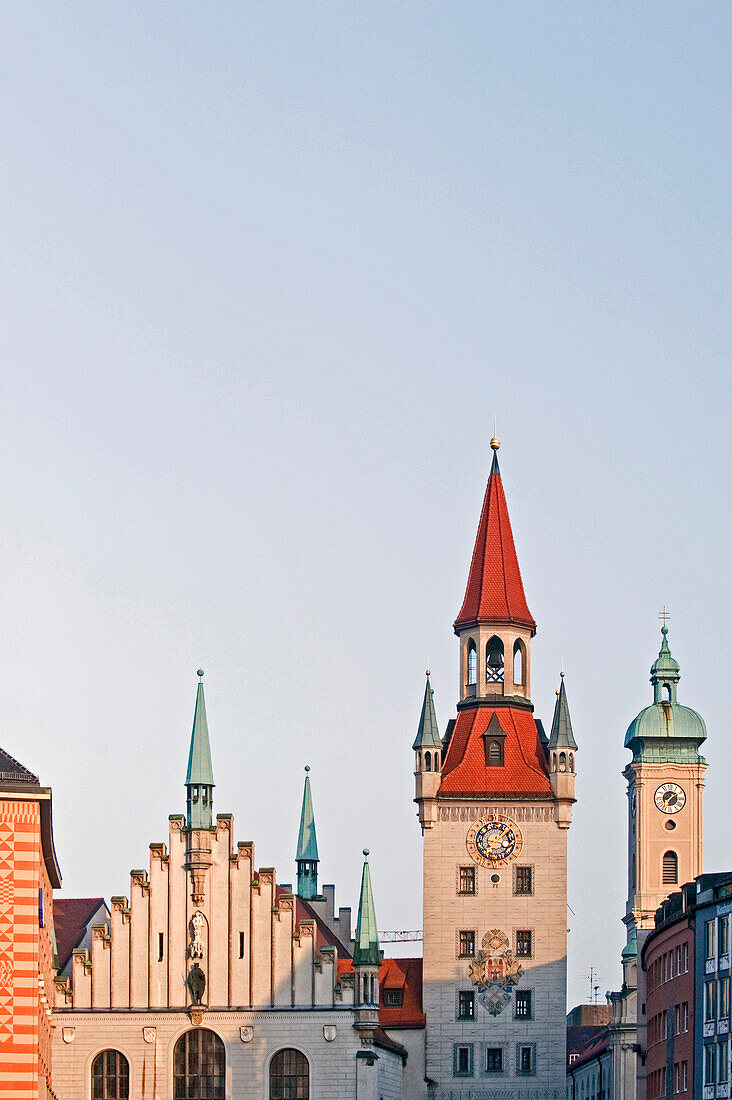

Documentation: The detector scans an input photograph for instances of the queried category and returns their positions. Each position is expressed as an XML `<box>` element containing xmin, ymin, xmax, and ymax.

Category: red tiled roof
<box><xmin>53</xmin><ymin>897</ymin><xmax>106</xmax><ymax>971</ymax></box>
<box><xmin>439</xmin><ymin>706</ymin><xmax>551</xmax><ymax>796</ymax></box>
<box><xmin>567</xmin><ymin>1025</ymin><xmax>609</xmax><ymax>1069</ymax></box>
<box><xmin>454</xmin><ymin>458</ymin><xmax>536</xmax><ymax>633</ymax></box>
<box><xmin>338</xmin><ymin>956</ymin><xmax>425</xmax><ymax>1028</ymax></box>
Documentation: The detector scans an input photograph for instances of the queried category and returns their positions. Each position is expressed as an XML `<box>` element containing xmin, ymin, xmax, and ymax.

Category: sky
<box><xmin>0</xmin><ymin>2</ymin><xmax>729</xmax><ymax>1011</ymax></box>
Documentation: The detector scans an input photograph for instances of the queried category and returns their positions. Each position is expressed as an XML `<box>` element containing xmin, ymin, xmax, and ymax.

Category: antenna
<box><xmin>587</xmin><ymin>966</ymin><xmax>600</xmax><ymax>1004</ymax></box>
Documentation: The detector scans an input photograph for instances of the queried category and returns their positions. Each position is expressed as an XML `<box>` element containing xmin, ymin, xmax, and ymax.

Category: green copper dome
<box><xmin>624</xmin><ymin>625</ymin><xmax>706</xmax><ymax>764</ymax></box>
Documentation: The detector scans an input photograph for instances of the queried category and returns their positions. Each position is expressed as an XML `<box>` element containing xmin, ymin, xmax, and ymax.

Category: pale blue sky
<box><xmin>1</xmin><ymin>2</ymin><xmax>729</xmax><ymax>1009</ymax></box>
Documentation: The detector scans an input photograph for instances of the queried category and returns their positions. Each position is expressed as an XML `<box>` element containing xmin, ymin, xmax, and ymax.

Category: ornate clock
<box><xmin>466</xmin><ymin>814</ymin><xmax>523</xmax><ymax>868</ymax></box>
<box><xmin>654</xmin><ymin>782</ymin><xmax>686</xmax><ymax>814</ymax></box>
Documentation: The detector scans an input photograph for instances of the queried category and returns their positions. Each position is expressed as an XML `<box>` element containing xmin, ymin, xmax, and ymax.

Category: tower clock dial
<box><xmin>466</xmin><ymin>815</ymin><xmax>523</xmax><ymax>868</ymax></box>
<box><xmin>654</xmin><ymin>782</ymin><xmax>686</xmax><ymax>814</ymax></box>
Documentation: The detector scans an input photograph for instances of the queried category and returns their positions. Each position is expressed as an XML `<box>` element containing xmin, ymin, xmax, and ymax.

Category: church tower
<box><xmin>623</xmin><ymin>622</ymin><xmax>706</xmax><ymax>939</ymax></box>
<box><xmin>296</xmin><ymin>766</ymin><xmax>319</xmax><ymax>900</ymax></box>
<box><xmin>418</xmin><ymin>439</ymin><xmax>573</xmax><ymax>1099</ymax></box>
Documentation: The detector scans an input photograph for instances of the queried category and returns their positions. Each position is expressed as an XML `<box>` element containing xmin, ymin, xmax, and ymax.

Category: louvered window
<box><xmin>662</xmin><ymin>851</ymin><xmax>678</xmax><ymax>884</ymax></box>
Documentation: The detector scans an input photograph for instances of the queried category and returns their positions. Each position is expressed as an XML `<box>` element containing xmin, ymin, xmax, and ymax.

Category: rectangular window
<box><xmin>674</xmin><ymin>1003</ymin><xmax>680</xmax><ymax>1035</ymax></box>
<box><xmin>682</xmin><ymin>1001</ymin><xmax>688</xmax><ymax>1032</ymax></box>
<box><xmin>458</xmin><ymin>930</ymin><xmax>476</xmax><ymax>958</ymax></box>
<box><xmin>674</xmin><ymin>1062</ymin><xmax>681</xmax><ymax>1093</ymax></box>
<box><xmin>676</xmin><ymin>945</ymin><xmax>682</xmax><ymax>974</ymax></box>
<box><xmin>706</xmin><ymin>981</ymin><xmax>717</xmax><ymax>1022</ymax></box>
<box><xmin>707</xmin><ymin>920</ymin><xmax>717</xmax><ymax>959</ymax></box>
<box><xmin>669</xmin><ymin>950</ymin><xmax>674</xmax><ymax>978</ymax></box>
<box><xmin>719</xmin><ymin>1039</ymin><xmax>730</xmax><ymax>1084</ymax></box>
<box><xmin>661</xmin><ymin>1009</ymin><xmax>668</xmax><ymax>1040</ymax></box>
<box><xmin>516</xmin><ymin>1044</ymin><xmax>536</xmax><ymax>1076</ymax></box>
<box><xmin>683</xmin><ymin>942</ymin><xmax>688</xmax><ymax>972</ymax></box>
<box><xmin>384</xmin><ymin>989</ymin><xmax>403</xmax><ymax>1007</ymax></box>
<box><xmin>458</xmin><ymin>866</ymin><xmax>476</xmax><ymax>895</ymax></box>
<box><xmin>516</xmin><ymin>930</ymin><xmax>533</xmax><ymax>958</ymax></box>
<box><xmin>720</xmin><ymin>915</ymin><xmax>730</xmax><ymax>957</ymax></box>
<box><xmin>158</xmin><ymin>932</ymin><xmax>164</xmax><ymax>962</ymax></box>
<box><xmin>457</xmin><ymin>991</ymin><xmax>474</xmax><ymax>1019</ymax></box>
<box><xmin>515</xmin><ymin>866</ymin><xmax>533</xmax><ymax>895</ymax></box>
<box><xmin>705</xmin><ymin>1044</ymin><xmax>716</xmax><ymax>1085</ymax></box>
<box><xmin>720</xmin><ymin>977</ymin><xmax>730</xmax><ymax>1020</ymax></box>
<box><xmin>485</xmin><ymin>1047</ymin><xmax>503</xmax><ymax>1073</ymax></box>
<box><xmin>515</xmin><ymin>990</ymin><xmax>532</xmax><ymax>1019</ymax></box>
<box><xmin>683</xmin><ymin>1061</ymin><xmax>688</xmax><ymax>1091</ymax></box>
<box><xmin>453</xmin><ymin>1044</ymin><xmax>473</xmax><ymax>1077</ymax></box>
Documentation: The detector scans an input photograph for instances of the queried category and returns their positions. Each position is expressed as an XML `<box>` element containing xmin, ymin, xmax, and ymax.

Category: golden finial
<box><xmin>490</xmin><ymin>416</ymin><xmax>500</xmax><ymax>451</ymax></box>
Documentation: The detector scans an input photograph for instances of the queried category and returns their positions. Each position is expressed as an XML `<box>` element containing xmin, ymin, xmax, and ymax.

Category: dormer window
<box><xmin>487</xmin><ymin>740</ymin><xmax>503</xmax><ymax>766</ymax></box>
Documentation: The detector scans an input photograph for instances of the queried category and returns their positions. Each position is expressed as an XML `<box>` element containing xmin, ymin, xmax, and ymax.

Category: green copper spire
<box><xmin>296</xmin><ymin>765</ymin><xmax>319</xmax><ymax>899</ymax></box>
<box><xmin>185</xmin><ymin>670</ymin><xmax>215</xmax><ymax>829</ymax></box>
<box><xmin>354</xmin><ymin>849</ymin><xmax>380</xmax><ymax>968</ymax></box>
<box><xmin>650</xmin><ymin>623</ymin><xmax>680</xmax><ymax>703</ymax></box>
<box><xmin>624</xmin><ymin>623</ymin><xmax>706</xmax><ymax>763</ymax></box>
<box><xmin>412</xmin><ymin>672</ymin><xmax>442</xmax><ymax>750</ymax></box>
<box><xmin>548</xmin><ymin>673</ymin><xmax>577</xmax><ymax>750</ymax></box>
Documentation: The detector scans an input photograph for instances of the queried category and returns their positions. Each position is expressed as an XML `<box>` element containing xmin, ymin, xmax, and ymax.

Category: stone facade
<box><xmin>52</xmin><ymin>807</ymin><xmax>404</xmax><ymax>1098</ymax></box>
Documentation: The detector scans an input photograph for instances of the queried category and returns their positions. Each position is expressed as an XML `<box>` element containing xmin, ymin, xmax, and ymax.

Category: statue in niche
<box><xmin>187</xmin><ymin>963</ymin><xmax>206</xmax><ymax>1006</ymax></box>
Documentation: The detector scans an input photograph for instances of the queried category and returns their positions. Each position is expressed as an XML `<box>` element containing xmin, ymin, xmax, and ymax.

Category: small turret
<box><xmin>354</xmin><ymin>849</ymin><xmax>380</xmax><ymax>1011</ymax></box>
<box><xmin>296</xmin><ymin>766</ymin><xmax>319</xmax><ymax>900</ymax></box>
<box><xmin>547</xmin><ymin>672</ymin><xmax>577</xmax><ymax>827</ymax></box>
<box><xmin>413</xmin><ymin>672</ymin><xmax>441</xmax><ymax>830</ymax></box>
<box><xmin>186</xmin><ymin>671</ymin><xmax>215</xmax><ymax>830</ymax></box>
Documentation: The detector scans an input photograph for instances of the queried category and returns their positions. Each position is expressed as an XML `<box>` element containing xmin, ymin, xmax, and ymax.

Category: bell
<box><xmin>488</xmin><ymin>649</ymin><xmax>503</xmax><ymax>671</ymax></box>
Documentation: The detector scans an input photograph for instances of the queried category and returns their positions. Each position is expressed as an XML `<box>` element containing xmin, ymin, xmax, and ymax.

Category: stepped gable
<box><xmin>439</xmin><ymin>706</ymin><xmax>551</xmax><ymax>797</ymax></box>
<box><xmin>454</xmin><ymin>451</ymin><xmax>536</xmax><ymax>634</ymax></box>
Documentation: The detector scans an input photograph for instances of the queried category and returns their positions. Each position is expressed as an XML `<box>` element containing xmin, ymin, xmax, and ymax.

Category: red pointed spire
<box><xmin>454</xmin><ymin>449</ymin><xmax>536</xmax><ymax>635</ymax></box>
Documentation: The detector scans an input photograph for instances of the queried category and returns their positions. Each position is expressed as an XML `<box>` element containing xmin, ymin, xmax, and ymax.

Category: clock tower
<box><xmin>416</xmin><ymin>439</ymin><xmax>574</xmax><ymax>1100</ymax></box>
<box><xmin>623</xmin><ymin>623</ymin><xmax>707</xmax><ymax>940</ymax></box>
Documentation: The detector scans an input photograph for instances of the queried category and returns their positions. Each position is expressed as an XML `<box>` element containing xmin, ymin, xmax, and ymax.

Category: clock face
<box><xmin>466</xmin><ymin>815</ymin><xmax>523</xmax><ymax>868</ymax></box>
<box><xmin>654</xmin><ymin>783</ymin><xmax>686</xmax><ymax>814</ymax></box>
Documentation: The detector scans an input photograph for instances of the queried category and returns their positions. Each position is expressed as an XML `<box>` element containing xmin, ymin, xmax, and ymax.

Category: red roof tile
<box><xmin>338</xmin><ymin>956</ymin><xmax>425</xmax><ymax>1028</ymax></box>
<box><xmin>439</xmin><ymin>706</ymin><xmax>551</xmax><ymax>796</ymax></box>
<box><xmin>53</xmin><ymin>897</ymin><xmax>107</xmax><ymax>971</ymax></box>
<box><xmin>454</xmin><ymin>457</ymin><xmax>536</xmax><ymax>633</ymax></box>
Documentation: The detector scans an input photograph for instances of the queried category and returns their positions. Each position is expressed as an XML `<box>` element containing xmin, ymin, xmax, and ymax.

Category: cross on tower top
<box><xmin>659</xmin><ymin>606</ymin><xmax>671</xmax><ymax>629</ymax></box>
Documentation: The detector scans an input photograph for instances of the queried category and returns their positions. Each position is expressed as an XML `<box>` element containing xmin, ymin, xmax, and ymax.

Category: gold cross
<box><xmin>659</xmin><ymin>606</ymin><xmax>671</xmax><ymax>627</ymax></box>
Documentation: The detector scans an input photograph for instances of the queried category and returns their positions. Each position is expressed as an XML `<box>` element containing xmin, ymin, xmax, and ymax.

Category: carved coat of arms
<box><xmin>468</xmin><ymin>928</ymin><xmax>523</xmax><ymax>1016</ymax></box>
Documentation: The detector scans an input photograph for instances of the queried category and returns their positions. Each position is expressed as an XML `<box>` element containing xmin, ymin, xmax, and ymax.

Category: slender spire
<box><xmin>185</xmin><ymin>670</ymin><xmax>215</xmax><ymax>829</ymax></box>
<box><xmin>296</xmin><ymin>766</ymin><xmax>319</xmax><ymax>899</ymax></box>
<box><xmin>454</xmin><ymin>447</ymin><xmax>536</xmax><ymax>634</ymax></box>
<box><xmin>353</xmin><ymin>849</ymin><xmax>380</xmax><ymax>967</ymax></box>
<box><xmin>412</xmin><ymin>672</ymin><xmax>442</xmax><ymax>750</ymax></box>
<box><xmin>548</xmin><ymin>672</ymin><xmax>577</xmax><ymax>750</ymax></box>
<box><xmin>650</xmin><ymin>620</ymin><xmax>680</xmax><ymax>702</ymax></box>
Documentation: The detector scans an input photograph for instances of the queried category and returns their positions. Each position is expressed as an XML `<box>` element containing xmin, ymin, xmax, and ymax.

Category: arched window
<box><xmin>513</xmin><ymin>640</ymin><xmax>526</xmax><ymax>686</ymax></box>
<box><xmin>569</xmin><ymin>753</ymin><xmax>574</xmax><ymax>773</ymax></box>
<box><xmin>486</xmin><ymin>636</ymin><xmax>504</xmax><ymax>683</ymax></box>
<box><xmin>417</xmin><ymin>751</ymin><xmax>422</xmax><ymax>769</ymax></box>
<box><xmin>174</xmin><ymin>1029</ymin><xmax>225</xmax><ymax>1100</ymax></box>
<box><xmin>425</xmin><ymin>751</ymin><xmax>431</xmax><ymax>771</ymax></box>
<box><xmin>467</xmin><ymin>640</ymin><xmax>477</xmax><ymax>686</ymax></box>
<box><xmin>662</xmin><ymin>683</ymin><xmax>671</xmax><ymax>702</ymax></box>
<box><xmin>559</xmin><ymin>752</ymin><xmax>567</xmax><ymax>773</ymax></box>
<box><xmin>663</xmin><ymin>851</ymin><xmax>678</xmax><ymax>885</ymax></box>
<box><xmin>92</xmin><ymin>1050</ymin><xmax>129</xmax><ymax>1099</ymax></box>
<box><xmin>270</xmin><ymin>1049</ymin><xmax>309</xmax><ymax>1100</ymax></box>
<box><xmin>487</xmin><ymin>740</ymin><xmax>503</xmax><ymax>766</ymax></box>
